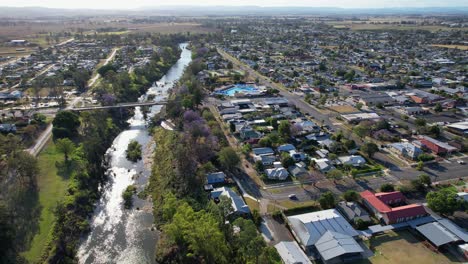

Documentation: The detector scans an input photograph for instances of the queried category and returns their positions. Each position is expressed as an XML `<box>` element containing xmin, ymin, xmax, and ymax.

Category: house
<box><xmin>337</xmin><ymin>201</ymin><xmax>371</xmax><ymax>223</ymax></box>
<box><xmin>360</xmin><ymin>190</ymin><xmax>427</xmax><ymax>225</ymax></box>
<box><xmin>266</xmin><ymin>167</ymin><xmax>289</xmax><ymax>180</ymax></box>
<box><xmin>401</xmin><ymin>106</ymin><xmax>429</xmax><ymax>116</ymax></box>
<box><xmin>296</xmin><ymin>120</ymin><xmax>320</xmax><ymax>133</ymax></box>
<box><xmin>287</xmin><ymin>209</ymin><xmax>363</xmax><ymax>263</ymax></box>
<box><xmin>239</xmin><ymin>126</ymin><xmax>262</xmax><ymax>141</ymax></box>
<box><xmin>388</xmin><ymin>142</ymin><xmax>423</xmax><ymax>160</ymax></box>
<box><xmin>206</xmin><ymin>172</ymin><xmax>226</xmax><ymax>185</ymax></box>
<box><xmin>277</xmin><ymin>144</ymin><xmax>296</xmax><ymax>153</ymax></box>
<box><xmin>312</xmin><ymin>158</ymin><xmax>335</xmax><ymax>173</ymax></box>
<box><xmin>418</xmin><ymin>135</ymin><xmax>458</xmax><ymax>155</ymax></box>
<box><xmin>0</xmin><ymin>124</ymin><xmax>16</xmax><ymax>133</ymax></box>
<box><xmin>288</xmin><ymin>165</ymin><xmax>309</xmax><ymax>178</ymax></box>
<box><xmin>289</xmin><ymin>150</ymin><xmax>307</xmax><ymax>162</ymax></box>
<box><xmin>274</xmin><ymin>241</ymin><xmax>312</xmax><ymax>264</ymax></box>
<box><xmin>457</xmin><ymin>192</ymin><xmax>468</xmax><ymax>202</ymax></box>
<box><xmin>252</xmin><ymin>147</ymin><xmax>275</xmax><ymax>156</ymax></box>
<box><xmin>446</xmin><ymin>121</ymin><xmax>468</xmax><ymax>136</ymax></box>
<box><xmin>337</xmin><ymin>155</ymin><xmax>366</xmax><ymax>167</ymax></box>
<box><xmin>341</xmin><ymin>113</ymin><xmax>380</xmax><ymax>124</ymax></box>
<box><xmin>254</xmin><ymin>155</ymin><xmax>276</xmax><ymax>166</ymax></box>
<box><xmin>211</xmin><ymin>187</ymin><xmax>250</xmax><ymax>215</ymax></box>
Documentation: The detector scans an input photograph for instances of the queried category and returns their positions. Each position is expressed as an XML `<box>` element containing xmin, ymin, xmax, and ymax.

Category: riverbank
<box><xmin>21</xmin><ymin>140</ymin><xmax>69</xmax><ymax>263</ymax></box>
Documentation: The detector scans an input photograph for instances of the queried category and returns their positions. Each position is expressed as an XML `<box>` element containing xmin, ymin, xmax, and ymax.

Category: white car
<box><xmin>288</xmin><ymin>194</ymin><xmax>297</xmax><ymax>199</ymax></box>
<box><xmin>457</xmin><ymin>160</ymin><xmax>465</xmax><ymax>165</ymax></box>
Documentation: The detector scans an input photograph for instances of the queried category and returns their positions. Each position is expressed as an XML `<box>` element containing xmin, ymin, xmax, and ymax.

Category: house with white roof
<box><xmin>337</xmin><ymin>155</ymin><xmax>366</xmax><ymax>167</ymax></box>
<box><xmin>211</xmin><ymin>187</ymin><xmax>250</xmax><ymax>216</ymax></box>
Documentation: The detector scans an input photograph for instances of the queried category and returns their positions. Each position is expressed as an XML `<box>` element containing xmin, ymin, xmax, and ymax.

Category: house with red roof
<box><xmin>360</xmin><ymin>190</ymin><xmax>427</xmax><ymax>225</ymax></box>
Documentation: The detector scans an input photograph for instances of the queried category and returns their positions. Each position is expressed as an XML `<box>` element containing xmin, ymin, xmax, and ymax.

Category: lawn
<box><xmin>355</xmin><ymin>230</ymin><xmax>458</xmax><ymax>264</ymax></box>
<box><xmin>244</xmin><ymin>197</ymin><xmax>260</xmax><ymax>212</ymax></box>
<box><xmin>21</xmin><ymin>140</ymin><xmax>69</xmax><ymax>263</ymax></box>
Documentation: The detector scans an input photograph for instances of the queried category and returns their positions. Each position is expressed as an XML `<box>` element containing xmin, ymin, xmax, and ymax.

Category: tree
<box><xmin>281</xmin><ymin>153</ymin><xmax>295</xmax><ymax>168</ymax></box>
<box><xmin>415</xmin><ymin>118</ymin><xmax>427</xmax><ymax>127</ymax></box>
<box><xmin>418</xmin><ymin>174</ymin><xmax>432</xmax><ymax>186</ymax></box>
<box><xmin>426</xmin><ymin>188</ymin><xmax>462</xmax><ymax>216</ymax></box>
<box><xmin>353</xmin><ymin>125</ymin><xmax>370</xmax><ymax>138</ymax></box>
<box><xmin>327</xmin><ymin>169</ymin><xmax>343</xmax><ymax>180</ymax></box>
<box><xmin>355</xmin><ymin>102</ymin><xmax>363</xmax><ymax>110</ymax></box>
<box><xmin>52</xmin><ymin>111</ymin><xmax>81</xmax><ymax>139</ymax></box>
<box><xmin>218</xmin><ymin>147</ymin><xmax>240</xmax><ymax>171</ymax></box>
<box><xmin>343</xmin><ymin>190</ymin><xmax>360</xmax><ymax>202</ymax></box>
<box><xmin>380</xmin><ymin>183</ymin><xmax>395</xmax><ymax>192</ymax></box>
<box><xmin>361</xmin><ymin>142</ymin><xmax>379</xmax><ymax>157</ymax></box>
<box><xmin>278</xmin><ymin>120</ymin><xmax>291</xmax><ymax>138</ymax></box>
<box><xmin>434</xmin><ymin>103</ymin><xmax>443</xmax><ymax>112</ymax></box>
<box><xmin>319</xmin><ymin>191</ymin><xmax>336</xmax><ymax>209</ymax></box>
<box><xmin>416</xmin><ymin>160</ymin><xmax>424</xmax><ymax>171</ymax></box>
<box><xmin>56</xmin><ymin>138</ymin><xmax>76</xmax><ymax>162</ymax></box>
<box><xmin>344</xmin><ymin>139</ymin><xmax>357</xmax><ymax>151</ymax></box>
<box><xmin>254</xmin><ymin>160</ymin><xmax>264</xmax><ymax>172</ymax></box>
<box><xmin>428</xmin><ymin>125</ymin><xmax>441</xmax><ymax>138</ymax></box>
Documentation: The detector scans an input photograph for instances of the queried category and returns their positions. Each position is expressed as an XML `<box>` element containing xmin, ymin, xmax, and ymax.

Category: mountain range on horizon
<box><xmin>0</xmin><ymin>5</ymin><xmax>467</xmax><ymax>18</ymax></box>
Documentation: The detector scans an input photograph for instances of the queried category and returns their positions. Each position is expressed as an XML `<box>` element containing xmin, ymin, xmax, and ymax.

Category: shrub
<box><xmin>380</xmin><ymin>183</ymin><xmax>395</xmax><ymax>192</ymax></box>
<box><xmin>126</xmin><ymin>140</ymin><xmax>142</xmax><ymax>162</ymax></box>
<box><xmin>122</xmin><ymin>185</ymin><xmax>137</xmax><ymax>209</ymax></box>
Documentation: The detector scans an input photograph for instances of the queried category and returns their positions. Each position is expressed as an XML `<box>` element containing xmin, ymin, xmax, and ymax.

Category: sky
<box><xmin>0</xmin><ymin>0</ymin><xmax>467</xmax><ymax>9</ymax></box>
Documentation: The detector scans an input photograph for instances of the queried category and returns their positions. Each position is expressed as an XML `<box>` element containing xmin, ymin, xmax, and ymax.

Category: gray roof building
<box><xmin>337</xmin><ymin>201</ymin><xmax>371</xmax><ymax>223</ymax></box>
<box><xmin>416</xmin><ymin>218</ymin><xmax>468</xmax><ymax>247</ymax></box>
<box><xmin>315</xmin><ymin>231</ymin><xmax>364</xmax><ymax>263</ymax></box>
<box><xmin>274</xmin><ymin>241</ymin><xmax>312</xmax><ymax>264</ymax></box>
<box><xmin>416</xmin><ymin>222</ymin><xmax>461</xmax><ymax>247</ymax></box>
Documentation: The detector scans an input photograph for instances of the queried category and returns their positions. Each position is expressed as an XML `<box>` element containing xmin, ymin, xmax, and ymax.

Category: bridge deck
<box><xmin>71</xmin><ymin>101</ymin><xmax>167</xmax><ymax>111</ymax></box>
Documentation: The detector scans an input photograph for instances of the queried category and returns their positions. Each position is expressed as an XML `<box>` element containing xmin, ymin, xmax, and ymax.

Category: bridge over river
<box><xmin>70</xmin><ymin>101</ymin><xmax>168</xmax><ymax>111</ymax></box>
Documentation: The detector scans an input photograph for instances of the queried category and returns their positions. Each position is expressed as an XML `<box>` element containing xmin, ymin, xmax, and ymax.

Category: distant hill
<box><xmin>0</xmin><ymin>5</ymin><xmax>467</xmax><ymax>18</ymax></box>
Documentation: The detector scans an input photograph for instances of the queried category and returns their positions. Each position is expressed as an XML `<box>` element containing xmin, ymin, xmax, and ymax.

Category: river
<box><xmin>77</xmin><ymin>43</ymin><xmax>191</xmax><ymax>264</ymax></box>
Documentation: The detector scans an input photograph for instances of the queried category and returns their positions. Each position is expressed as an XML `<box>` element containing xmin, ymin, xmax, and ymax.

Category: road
<box><xmin>88</xmin><ymin>47</ymin><xmax>119</xmax><ymax>87</ymax></box>
<box><xmin>26</xmin><ymin>48</ymin><xmax>118</xmax><ymax>157</ymax></box>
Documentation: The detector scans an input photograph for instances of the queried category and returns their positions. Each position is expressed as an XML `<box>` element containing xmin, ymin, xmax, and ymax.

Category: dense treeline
<box><xmin>0</xmin><ymin>134</ymin><xmax>39</xmax><ymax>264</ymax></box>
<box><xmin>148</xmin><ymin>41</ymin><xmax>280</xmax><ymax>263</ymax></box>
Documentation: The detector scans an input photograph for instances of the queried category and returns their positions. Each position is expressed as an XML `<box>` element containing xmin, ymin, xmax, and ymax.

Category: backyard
<box><xmin>355</xmin><ymin>230</ymin><xmax>459</xmax><ymax>264</ymax></box>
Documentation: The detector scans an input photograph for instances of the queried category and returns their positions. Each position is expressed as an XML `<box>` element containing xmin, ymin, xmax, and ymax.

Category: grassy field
<box><xmin>21</xmin><ymin>140</ymin><xmax>69</xmax><ymax>263</ymax></box>
<box><xmin>354</xmin><ymin>230</ymin><xmax>458</xmax><ymax>264</ymax></box>
<box><xmin>244</xmin><ymin>197</ymin><xmax>260</xmax><ymax>212</ymax></box>
<box><xmin>430</xmin><ymin>44</ymin><xmax>468</xmax><ymax>50</ymax></box>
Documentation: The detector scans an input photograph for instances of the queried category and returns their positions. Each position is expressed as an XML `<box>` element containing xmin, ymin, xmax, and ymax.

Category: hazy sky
<box><xmin>1</xmin><ymin>0</ymin><xmax>467</xmax><ymax>9</ymax></box>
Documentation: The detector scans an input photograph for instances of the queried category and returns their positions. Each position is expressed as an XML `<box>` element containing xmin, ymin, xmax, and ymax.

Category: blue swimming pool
<box><xmin>215</xmin><ymin>84</ymin><xmax>260</xmax><ymax>96</ymax></box>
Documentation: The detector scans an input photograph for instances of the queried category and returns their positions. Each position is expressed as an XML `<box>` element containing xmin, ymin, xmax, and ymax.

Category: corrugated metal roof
<box><xmin>416</xmin><ymin>222</ymin><xmax>460</xmax><ymax>247</ymax></box>
<box><xmin>274</xmin><ymin>241</ymin><xmax>312</xmax><ymax>264</ymax></box>
<box><xmin>315</xmin><ymin>231</ymin><xmax>363</xmax><ymax>261</ymax></box>
<box><xmin>288</xmin><ymin>209</ymin><xmax>359</xmax><ymax>247</ymax></box>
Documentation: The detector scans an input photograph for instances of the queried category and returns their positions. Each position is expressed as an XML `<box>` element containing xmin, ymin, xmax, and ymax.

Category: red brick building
<box><xmin>360</xmin><ymin>190</ymin><xmax>427</xmax><ymax>225</ymax></box>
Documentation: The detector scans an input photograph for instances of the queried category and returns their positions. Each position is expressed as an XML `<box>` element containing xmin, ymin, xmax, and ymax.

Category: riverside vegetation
<box><xmin>147</xmin><ymin>41</ymin><xmax>281</xmax><ymax>263</ymax></box>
